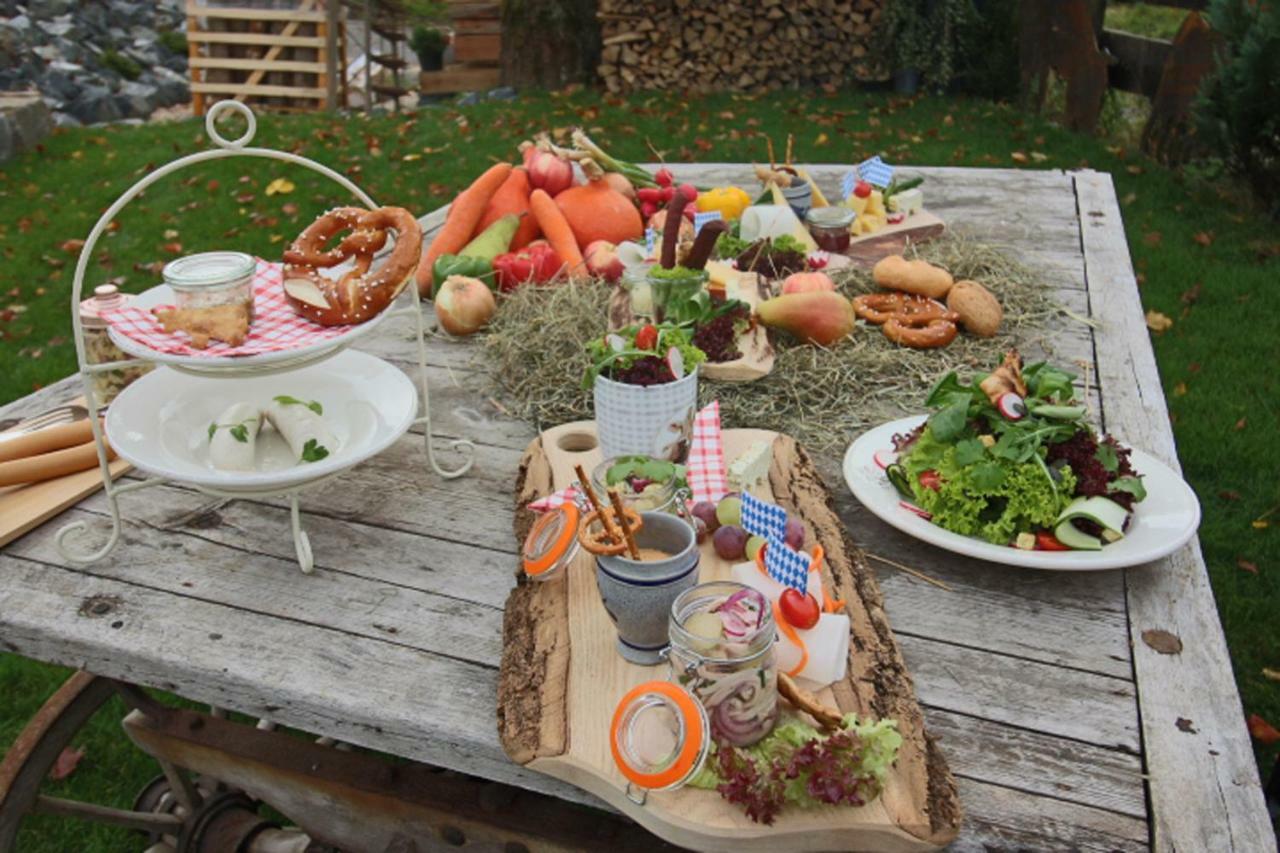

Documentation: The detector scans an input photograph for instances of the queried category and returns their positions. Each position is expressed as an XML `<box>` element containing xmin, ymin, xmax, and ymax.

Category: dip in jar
<box><xmin>162</xmin><ymin>251</ymin><xmax>256</xmax><ymax>318</ymax></box>
<box><xmin>805</xmin><ymin>207</ymin><xmax>855</xmax><ymax>254</ymax></box>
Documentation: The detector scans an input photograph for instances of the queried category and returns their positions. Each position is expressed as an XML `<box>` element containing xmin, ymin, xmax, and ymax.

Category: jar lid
<box><xmin>610</xmin><ymin>681</ymin><xmax>709</xmax><ymax>792</ymax></box>
<box><xmin>521</xmin><ymin>503</ymin><xmax>581</xmax><ymax>579</ymax></box>
<box><xmin>162</xmin><ymin>251</ymin><xmax>255</xmax><ymax>291</ymax></box>
<box><xmin>79</xmin><ymin>284</ymin><xmax>130</xmax><ymax>329</ymax></box>
<box><xmin>805</xmin><ymin>206</ymin><xmax>855</xmax><ymax>228</ymax></box>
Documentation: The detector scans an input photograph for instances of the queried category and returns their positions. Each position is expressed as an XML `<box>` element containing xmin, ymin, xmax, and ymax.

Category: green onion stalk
<box><xmin>571</xmin><ymin>129</ymin><xmax>658</xmax><ymax>188</ymax></box>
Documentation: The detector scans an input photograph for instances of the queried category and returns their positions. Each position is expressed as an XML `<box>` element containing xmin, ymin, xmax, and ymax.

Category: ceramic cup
<box><xmin>593</xmin><ymin>370</ymin><xmax>698</xmax><ymax>463</ymax></box>
<box><xmin>595</xmin><ymin>511</ymin><xmax>699</xmax><ymax>665</ymax></box>
<box><xmin>781</xmin><ymin>182</ymin><xmax>814</xmax><ymax>219</ymax></box>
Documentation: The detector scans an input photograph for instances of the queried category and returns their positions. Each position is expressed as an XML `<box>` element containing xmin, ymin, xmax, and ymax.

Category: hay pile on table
<box><xmin>481</xmin><ymin>234</ymin><xmax>1064</xmax><ymax>452</ymax></box>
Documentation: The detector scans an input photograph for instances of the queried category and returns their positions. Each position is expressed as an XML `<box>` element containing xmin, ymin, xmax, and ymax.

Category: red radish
<box><xmin>779</xmin><ymin>588</ymin><xmax>820</xmax><ymax>630</ymax></box>
<box><xmin>641</xmin><ymin>201</ymin><xmax>659</xmax><ymax>220</ymax></box>
<box><xmin>899</xmin><ymin>501</ymin><xmax>932</xmax><ymax>520</ymax></box>
<box><xmin>678</xmin><ymin>183</ymin><xmax>698</xmax><ymax>203</ymax></box>
<box><xmin>661</xmin><ymin>185</ymin><xmax>676</xmax><ymax>202</ymax></box>
<box><xmin>636</xmin><ymin>187</ymin><xmax>663</xmax><ymax>204</ymax></box>
<box><xmin>554</xmin><ymin>161</ymin><xmax>644</xmax><ymax>247</ymax></box>
<box><xmin>996</xmin><ymin>392</ymin><xmax>1027</xmax><ymax>420</ymax></box>
<box><xmin>526</xmin><ymin>149</ymin><xmax>574</xmax><ymax>196</ymax></box>
<box><xmin>655</xmin><ymin>167</ymin><xmax>674</xmax><ymax>188</ymax></box>
<box><xmin>666</xmin><ymin>346</ymin><xmax>685</xmax><ymax>379</ymax></box>
<box><xmin>873</xmin><ymin>449</ymin><xmax>895</xmax><ymax>470</ymax></box>
<box><xmin>606</xmin><ymin>333</ymin><xmax>626</xmax><ymax>352</ymax></box>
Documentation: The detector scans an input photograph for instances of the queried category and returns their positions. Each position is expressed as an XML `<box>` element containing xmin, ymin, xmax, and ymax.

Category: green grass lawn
<box><xmin>1</xmin><ymin>89</ymin><xmax>1276</xmax><ymax>848</ymax></box>
<box><xmin>1105</xmin><ymin>1</ymin><xmax>1195</xmax><ymax>40</ymax></box>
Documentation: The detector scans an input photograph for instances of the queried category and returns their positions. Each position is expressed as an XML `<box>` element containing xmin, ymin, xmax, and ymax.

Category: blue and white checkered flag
<box><xmin>741</xmin><ymin>490</ymin><xmax>787</xmax><ymax>542</ymax></box>
<box><xmin>855</xmin><ymin>156</ymin><xmax>894</xmax><ymax>188</ymax></box>
<box><xmin>765</xmin><ymin>539</ymin><xmax>810</xmax><ymax>595</ymax></box>
<box><xmin>693</xmin><ymin>209</ymin><xmax>722</xmax><ymax>236</ymax></box>
<box><xmin>841</xmin><ymin>169</ymin><xmax>857</xmax><ymax>200</ymax></box>
<box><xmin>644</xmin><ymin>227</ymin><xmax>657</xmax><ymax>254</ymax></box>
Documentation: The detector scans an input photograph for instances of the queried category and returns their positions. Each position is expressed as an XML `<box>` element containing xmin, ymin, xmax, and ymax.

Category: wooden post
<box><xmin>187</xmin><ymin>11</ymin><xmax>204</xmax><ymax>116</ymax></box>
<box><xmin>324</xmin><ymin>0</ymin><xmax>340</xmax><ymax>110</ymax></box>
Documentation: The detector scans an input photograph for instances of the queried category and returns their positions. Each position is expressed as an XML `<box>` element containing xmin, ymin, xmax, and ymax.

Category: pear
<box><xmin>756</xmin><ymin>291</ymin><xmax>855</xmax><ymax>346</ymax></box>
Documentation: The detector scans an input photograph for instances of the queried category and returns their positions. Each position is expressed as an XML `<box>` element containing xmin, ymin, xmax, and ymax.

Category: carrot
<box><xmin>476</xmin><ymin>167</ymin><xmax>539</xmax><ymax>251</ymax></box>
<box><xmin>416</xmin><ymin>162</ymin><xmax>512</xmax><ymax>297</ymax></box>
<box><xmin>529</xmin><ymin>188</ymin><xmax>585</xmax><ymax>281</ymax></box>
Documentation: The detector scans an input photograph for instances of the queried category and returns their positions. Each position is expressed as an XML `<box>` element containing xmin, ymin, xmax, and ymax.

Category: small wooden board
<box><xmin>831</xmin><ymin>210</ymin><xmax>947</xmax><ymax>271</ymax></box>
<box><xmin>0</xmin><ymin>458</ymin><xmax>129</xmax><ymax>548</ymax></box>
<box><xmin>498</xmin><ymin>422</ymin><xmax>961</xmax><ymax>852</ymax></box>
<box><xmin>607</xmin><ymin>272</ymin><xmax>776</xmax><ymax>383</ymax></box>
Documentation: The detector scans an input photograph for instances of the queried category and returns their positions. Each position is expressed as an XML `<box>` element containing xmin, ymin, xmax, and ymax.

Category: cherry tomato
<box><xmin>853</xmin><ymin>180</ymin><xmax>873</xmax><ymax>198</ymax></box>
<box><xmin>779</xmin><ymin>588</ymin><xmax>820</xmax><ymax>630</ymax></box>
<box><xmin>1035</xmin><ymin>531</ymin><xmax>1072</xmax><ymax>551</ymax></box>
<box><xmin>634</xmin><ymin>324</ymin><xmax>658</xmax><ymax>351</ymax></box>
<box><xmin>918</xmin><ymin>469</ymin><xmax>943</xmax><ymax>492</ymax></box>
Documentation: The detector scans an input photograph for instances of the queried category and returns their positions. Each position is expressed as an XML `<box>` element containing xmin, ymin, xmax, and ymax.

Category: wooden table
<box><xmin>0</xmin><ymin>166</ymin><xmax>1272</xmax><ymax>851</ymax></box>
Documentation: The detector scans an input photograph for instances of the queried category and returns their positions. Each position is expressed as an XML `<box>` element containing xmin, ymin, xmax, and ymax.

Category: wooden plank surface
<box><xmin>3</xmin><ymin>165</ymin><xmax>1261</xmax><ymax>850</ymax></box>
<box><xmin>1074</xmin><ymin>170</ymin><xmax>1274</xmax><ymax>851</ymax></box>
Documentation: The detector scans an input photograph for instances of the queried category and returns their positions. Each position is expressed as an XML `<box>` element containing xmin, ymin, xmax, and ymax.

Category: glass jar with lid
<box><xmin>805</xmin><ymin>207</ymin><xmax>855</xmax><ymax>254</ymax></box>
<box><xmin>610</xmin><ymin>680</ymin><xmax>711</xmax><ymax>803</ymax></box>
<box><xmin>520</xmin><ymin>502</ymin><xmax>582</xmax><ymax>582</ymax></box>
<box><xmin>162</xmin><ymin>251</ymin><xmax>256</xmax><ymax>317</ymax></box>
<box><xmin>590</xmin><ymin>456</ymin><xmax>690</xmax><ymax>517</ymax></box>
<box><xmin>78</xmin><ymin>284</ymin><xmax>150</xmax><ymax>405</ymax></box>
<box><xmin>621</xmin><ymin>262</ymin><xmax>655</xmax><ymax>318</ymax></box>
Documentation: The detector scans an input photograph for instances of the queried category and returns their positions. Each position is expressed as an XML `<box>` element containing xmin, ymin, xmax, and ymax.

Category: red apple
<box><xmin>781</xmin><ymin>271</ymin><xmax>836</xmax><ymax>295</ymax></box>
<box><xmin>584</xmin><ymin>240</ymin><xmax>625</xmax><ymax>283</ymax></box>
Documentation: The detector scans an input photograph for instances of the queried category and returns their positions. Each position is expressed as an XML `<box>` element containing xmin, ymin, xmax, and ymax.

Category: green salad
<box><xmin>888</xmin><ymin>351</ymin><xmax>1146</xmax><ymax>551</ymax></box>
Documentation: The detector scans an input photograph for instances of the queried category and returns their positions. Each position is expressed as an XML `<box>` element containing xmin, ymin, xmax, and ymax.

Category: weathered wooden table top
<box><xmin>0</xmin><ymin>166</ymin><xmax>1271</xmax><ymax>852</ymax></box>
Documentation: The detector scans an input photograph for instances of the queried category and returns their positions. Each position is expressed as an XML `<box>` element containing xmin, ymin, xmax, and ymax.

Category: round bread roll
<box><xmin>947</xmin><ymin>280</ymin><xmax>1003</xmax><ymax>337</ymax></box>
<box><xmin>872</xmin><ymin>254</ymin><xmax>953</xmax><ymax>299</ymax></box>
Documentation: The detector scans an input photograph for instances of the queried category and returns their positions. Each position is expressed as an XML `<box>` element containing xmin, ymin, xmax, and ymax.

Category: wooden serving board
<box><xmin>0</xmin><ymin>456</ymin><xmax>129</xmax><ymax>548</ymax></box>
<box><xmin>829</xmin><ymin>209</ymin><xmax>947</xmax><ymax>271</ymax></box>
<box><xmin>607</xmin><ymin>271</ymin><xmax>776</xmax><ymax>383</ymax></box>
<box><xmin>498</xmin><ymin>421</ymin><xmax>961</xmax><ymax>852</ymax></box>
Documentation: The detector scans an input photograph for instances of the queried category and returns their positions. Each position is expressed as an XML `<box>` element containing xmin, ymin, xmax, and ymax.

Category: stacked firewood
<box><xmin>597</xmin><ymin>0</ymin><xmax>883</xmax><ymax>93</ymax></box>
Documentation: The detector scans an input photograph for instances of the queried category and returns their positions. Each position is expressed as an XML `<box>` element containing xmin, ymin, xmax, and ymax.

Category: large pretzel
<box><xmin>282</xmin><ymin>206</ymin><xmax>422</xmax><ymax>326</ymax></box>
<box><xmin>853</xmin><ymin>292</ymin><xmax>960</xmax><ymax>349</ymax></box>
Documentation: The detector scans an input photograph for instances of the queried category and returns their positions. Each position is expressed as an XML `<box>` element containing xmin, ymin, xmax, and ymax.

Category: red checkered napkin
<box><xmin>529</xmin><ymin>485</ymin><xmax>581</xmax><ymax>513</ymax></box>
<box><xmin>687</xmin><ymin>401</ymin><xmax>728</xmax><ymax>505</ymax></box>
<box><xmin>101</xmin><ymin>260</ymin><xmax>354</xmax><ymax>357</ymax></box>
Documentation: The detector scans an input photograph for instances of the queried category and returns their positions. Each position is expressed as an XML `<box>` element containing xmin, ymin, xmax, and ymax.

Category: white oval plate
<box><xmin>107</xmin><ymin>349</ymin><xmax>417</xmax><ymax>492</ymax></box>
<box><xmin>842</xmin><ymin>415</ymin><xmax>1201</xmax><ymax>571</ymax></box>
<box><xmin>108</xmin><ymin>281</ymin><xmax>393</xmax><ymax>372</ymax></box>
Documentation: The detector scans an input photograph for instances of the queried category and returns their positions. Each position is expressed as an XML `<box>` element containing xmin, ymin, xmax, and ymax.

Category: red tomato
<box><xmin>634</xmin><ymin>324</ymin><xmax>658</xmax><ymax>351</ymax></box>
<box><xmin>918</xmin><ymin>469</ymin><xmax>943</xmax><ymax>492</ymax></box>
<box><xmin>779</xmin><ymin>588</ymin><xmax>820</xmax><ymax>630</ymax></box>
<box><xmin>854</xmin><ymin>180</ymin><xmax>873</xmax><ymax>198</ymax></box>
<box><xmin>1035</xmin><ymin>531</ymin><xmax>1072</xmax><ymax>551</ymax></box>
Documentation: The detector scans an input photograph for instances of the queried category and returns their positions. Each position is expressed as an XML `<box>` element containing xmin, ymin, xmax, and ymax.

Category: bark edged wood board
<box><xmin>499</xmin><ymin>421</ymin><xmax>961</xmax><ymax>851</ymax></box>
<box><xmin>828</xmin><ymin>209</ymin><xmax>947</xmax><ymax>271</ymax></box>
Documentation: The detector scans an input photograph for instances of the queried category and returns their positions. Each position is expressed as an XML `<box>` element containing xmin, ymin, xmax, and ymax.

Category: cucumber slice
<box><xmin>1028</xmin><ymin>403</ymin><xmax>1087</xmax><ymax>420</ymax></box>
<box><xmin>1053</xmin><ymin>496</ymin><xmax>1130</xmax><ymax>550</ymax></box>
<box><xmin>1054</xmin><ymin>519</ymin><xmax>1103</xmax><ymax>550</ymax></box>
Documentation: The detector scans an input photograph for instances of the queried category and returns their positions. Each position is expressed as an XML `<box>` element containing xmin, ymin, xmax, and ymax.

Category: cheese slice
<box><xmin>728</xmin><ymin>440</ymin><xmax>772</xmax><ymax>491</ymax></box>
<box><xmin>888</xmin><ymin>187</ymin><xmax>923</xmax><ymax>215</ymax></box>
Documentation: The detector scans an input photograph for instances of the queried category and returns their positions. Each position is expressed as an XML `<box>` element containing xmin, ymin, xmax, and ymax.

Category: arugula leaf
<box><xmin>953</xmin><ymin>438</ymin><xmax>987</xmax><ymax>466</ymax></box>
<box><xmin>1023</xmin><ymin>362</ymin><xmax>1077</xmax><ymax>402</ymax></box>
<box><xmin>928</xmin><ymin>397</ymin><xmax>970</xmax><ymax>442</ymax></box>
<box><xmin>208</xmin><ymin>422</ymin><xmax>217</xmax><ymax>441</ymax></box>
<box><xmin>1095</xmin><ymin>443</ymin><xmax>1119</xmax><ymax>473</ymax></box>
<box><xmin>1110</xmin><ymin>476</ymin><xmax>1147</xmax><ymax>502</ymax></box>
<box><xmin>300</xmin><ymin>438</ymin><xmax>329</xmax><ymax>463</ymax></box>
<box><xmin>229</xmin><ymin>423</ymin><xmax>249</xmax><ymax>443</ymax></box>
<box><xmin>925</xmin><ymin>371</ymin><xmax>972</xmax><ymax>408</ymax></box>
<box><xmin>274</xmin><ymin>394</ymin><xmax>323</xmax><ymax>416</ymax></box>
<box><xmin>969</xmin><ymin>462</ymin><xmax>1007</xmax><ymax>491</ymax></box>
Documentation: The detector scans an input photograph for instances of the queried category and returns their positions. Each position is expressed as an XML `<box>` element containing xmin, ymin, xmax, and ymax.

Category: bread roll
<box><xmin>872</xmin><ymin>254</ymin><xmax>953</xmax><ymax>299</ymax></box>
<box><xmin>947</xmin><ymin>280</ymin><xmax>1003</xmax><ymax>337</ymax></box>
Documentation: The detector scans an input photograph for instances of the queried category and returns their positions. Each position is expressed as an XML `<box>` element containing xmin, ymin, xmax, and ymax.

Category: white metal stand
<box><xmin>57</xmin><ymin>100</ymin><xmax>473</xmax><ymax>574</ymax></box>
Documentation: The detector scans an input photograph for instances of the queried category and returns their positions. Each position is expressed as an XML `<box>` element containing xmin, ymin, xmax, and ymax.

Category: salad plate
<box><xmin>843</xmin><ymin>414</ymin><xmax>1200</xmax><ymax>571</ymax></box>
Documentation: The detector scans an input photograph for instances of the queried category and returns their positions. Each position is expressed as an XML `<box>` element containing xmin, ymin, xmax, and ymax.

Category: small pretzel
<box><xmin>852</xmin><ymin>292</ymin><xmax>908</xmax><ymax>324</ymax></box>
<box><xmin>578</xmin><ymin>507</ymin><xmax>643</xmax><ymax>556</ymax></box>
<box><xmin>883</xmin><ymin>313</ymin><xmax>959</xmax><ymax>349</ymax></box>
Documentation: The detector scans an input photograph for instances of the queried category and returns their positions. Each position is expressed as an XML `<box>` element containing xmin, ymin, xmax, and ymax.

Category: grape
<box><xmin>712</xmin><ymin>525</ymin><xmax>748</xmax><ymax>561</ymax></box>
<box><xmin>692</xmin><ymin>516</ymin><xmax>709</xmax><ymax>544</ymax></box>
<box><xmin>745</xmin><ymin>535</ymin><xmax>766</xmax><ymax>561</ymax></box>
<box><xmin>691</xmin><ymin>501</ymin><xmax>720</xmax><ymax>534</ymax></box>
<box><xmin>784</xmin><ymin>518</ymin><xmax>805</xmax><ymax>551</ymax></box>
<box><xmin>715</xmin><ymin>494</ymin><xmax>742</xmax><ymax>527</ymax></box>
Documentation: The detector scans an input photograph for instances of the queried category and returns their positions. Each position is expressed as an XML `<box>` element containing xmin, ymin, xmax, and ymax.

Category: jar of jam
<box><xmin>805</xmin><ymin>207</ymin><xmax>855</xmax><ymax>254</ymax></box>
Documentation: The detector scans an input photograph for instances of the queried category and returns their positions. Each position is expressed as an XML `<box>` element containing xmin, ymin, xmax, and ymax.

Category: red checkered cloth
<box><xmin>687</xmin><ymin>401</ymin><xmax>728</xmax><ymax>505</ymax></box>
<box><xmin>101</xmin><ymin>260</ymin><xmax>353</xmax><ymax>357</ymax></box>
<box><xmin>529</xmin><ymin>485</ymin><xmax>581</xmax><ymax>513</ymax></box>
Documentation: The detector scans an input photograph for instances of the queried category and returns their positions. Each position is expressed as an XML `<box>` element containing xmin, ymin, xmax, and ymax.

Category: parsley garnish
<box><xmin>229</xmin><ymin>424</ymin><xmax>249</xmax><ymax>443</ymax></box>
<box><xmin>273</xmin><ymin>395</ymin><xmax>323</xmax><ymax>416</ymax></box>
<box><xmin>300</xmin><ymin>438</ymin><xmax>329</xmax><ymax>463</ymax></box>
<box><xmin>208</xmin><ymin>422</ymin><xmax>217</xmax><ymax>441</ymax></box>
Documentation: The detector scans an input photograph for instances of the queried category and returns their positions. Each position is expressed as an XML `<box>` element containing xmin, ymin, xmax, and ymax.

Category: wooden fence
<box><xmin>186</xmin><ymin>0</ymin><xmax>346</xmax><ymax>115</ymax></box>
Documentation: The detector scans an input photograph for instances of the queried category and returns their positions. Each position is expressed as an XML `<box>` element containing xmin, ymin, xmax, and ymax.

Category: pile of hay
<box><xmin>481</xmin><ymin>234</ymin><xmax>1064</xmax><ymax>451</ymax></box>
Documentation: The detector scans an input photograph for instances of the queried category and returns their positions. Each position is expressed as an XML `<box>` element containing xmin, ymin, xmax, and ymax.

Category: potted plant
<box><xmin>410</xmin><ymin>25</ymin><xmax>448</xmax><ymax>72</ymax></box>
<box><xmin>583</xmin><ymin>323</ymin><xmax>705</xmax><ymax>462</ymax></box>
<box><xmin>875</xmin><ymin>0</ymin><xmax>974</xmax><ymax>94</ymax></box>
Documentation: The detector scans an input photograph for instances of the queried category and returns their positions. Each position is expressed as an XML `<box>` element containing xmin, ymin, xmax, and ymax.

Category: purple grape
<box><xmin>692</xmin><ymin>516</ymin><xmax>709</xmax><ymax>544</ymax></box>
<box><xmin>691</xmin><ymin>501</ymin><xmax>720</xmax><ymax>534</ymax></box>
<box><xmin>784</xmin><ymin>518</ymin><xmax>805</xmax><ymax>550</ymax></box>
<box><xmin>713</xmin><ymin>525</ymin><xmax>748</xmax><ymax>560</ymax></box>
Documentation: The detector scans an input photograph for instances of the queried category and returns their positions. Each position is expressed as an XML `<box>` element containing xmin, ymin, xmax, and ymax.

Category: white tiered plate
<box><xmin>106</xmin><ymin>349</ymin><xmax>417</xmax><ymax>493</ymax></box>
<box><xmin>108</xmin><ymin>282</ymin><xmax>394</xmax><ymax>373</ymax></box>
<box><xmin>842</xmin><ymin>415</ymin><xmax>1201</xmax><ymax>571</ymax></box>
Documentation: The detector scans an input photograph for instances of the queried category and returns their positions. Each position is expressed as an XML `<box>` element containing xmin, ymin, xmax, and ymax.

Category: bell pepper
<box><xmin>492</xmin><ymin>242</ymin><xmax>564</xmax><ymax>292</ymax></box>
<box><xmin>696</xmin><ymin>186</ymin><xmax>752</xmax><ymax>221</ymax></box>
<box><xmin>432</xmin><ymin>253</ymin><xmax>494</xmax><ymax>296</ymax></box>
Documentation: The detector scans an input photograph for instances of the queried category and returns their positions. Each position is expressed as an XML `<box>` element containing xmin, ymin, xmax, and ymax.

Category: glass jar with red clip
<box><xmin>520</xmin><ymin>501</ymin><xmax>582</xmax><ymax>581</ymax></box>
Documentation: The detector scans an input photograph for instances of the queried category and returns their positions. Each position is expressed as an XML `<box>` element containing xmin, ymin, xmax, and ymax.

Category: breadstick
<box><xmin>0</xmin><ymin>440</ymin><xmax>115</xmax><ymax>487</ymax></box>
<box><xmin>574</xmin><ymin>463</ymin><xmax>620</xmax><ymax>545</ymax></box>
<box><xmin>778</xmin><ymin>672</ymin><xmax>844</xmax><ymax>731</ymax></box>
<box><xmin>0</xmin><ymin>419</ymin><xmax>96</xmax><ymax>463</ymax></box>
<box><xmin>607</xmin><ymin>488</ymin><xmax>640</xmax><ymax>559</ymax></box>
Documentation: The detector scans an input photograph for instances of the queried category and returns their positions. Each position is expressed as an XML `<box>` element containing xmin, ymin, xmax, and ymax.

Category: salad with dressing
<box><xmin>885</xmin><ymin>350</ymin><xmax>1147</xmax><ymax>551</ymax></box>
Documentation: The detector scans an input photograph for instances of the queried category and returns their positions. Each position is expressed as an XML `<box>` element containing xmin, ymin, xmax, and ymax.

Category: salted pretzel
<box><xmin>282</xmin><ymin>206</ymin><xmax>422</xmax><ymax>326</ymax></box>
<box><xmin>883</xmin><ymin>311</ymin><xmax>959</xmax><ymax>349</ymax></box>
<box><xmin>578</xmin><ymin>506</ymin><xmax>644</xmax><ymax>556</ymax></box>
<box><xmin>852</xmin><ymin>292</ymin><xmax>909</xmax><ymax>324</ymax></box>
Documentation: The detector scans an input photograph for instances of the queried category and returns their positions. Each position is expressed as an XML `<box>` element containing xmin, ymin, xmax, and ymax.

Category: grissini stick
<box><xmin>574</xmin><ymin>463</ymin><xmax>620</xmax><ymax>545</ymax></box>
<box><xmin>0</xmin><ymin>419</ymin><xmax>96</xmax><ymax>463</ymax></box>
<box><xmin>607</xmin><ymin>487</ymin><xmax>640</xmax><ymax>560</ymax></box>
<box><xmin>0</xmin><ymin>439</ymin><xmax>116</xmax><ymax>487</ymax></box>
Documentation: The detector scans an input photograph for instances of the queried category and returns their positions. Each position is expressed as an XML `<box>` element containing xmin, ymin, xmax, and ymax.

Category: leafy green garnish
<box><xmin>1111</xmin><ymin>476</ymin><xmax>1147</xmax><ymax>501</ymax></box>
<box><xmin>953</xmin><ymin>438</ymin><xmax>987</xmax><ymax>466</ymax></box>
<box><xmin>582</xmin><ymin>324</ymin><xmax>706</xmax><ymax>388</ymax></box>
<box><xmin>606</xmin><ymin>456</ymin><xmax>677</xmax><ymax>486</ymax></box>
<box><xmin>300</xmin><ymin>439</ymin><xmax>329</xmax><ymax>463</ymax></box>
<box><xmin>1095</xmin><ymin>443</ymin><xmax>1119</xmax><ymax>473</ymax></box>
<box><xmin>229</xmin><ymin>424</ymin><xmax>249</xmax><ymax>443</ymax></box>
<box><xmin>208</xmin><ymin>423</ymin><xmax>217</xmax><ymax>441</ymax></box>
<box><xmin>714</xmin><ymin>220</ymin><xmax>750</xmax><ymax>259</ymax></box>
<box><xmin>273</xmin><ymin>395</ymin><xmax>323</xmax><ymax>416</ymax></box>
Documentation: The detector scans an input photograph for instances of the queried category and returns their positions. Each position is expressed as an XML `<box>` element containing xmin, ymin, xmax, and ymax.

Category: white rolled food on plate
<box><xmin>265</xmin><ymin>395</ymin><xmax>336</xmax><ymax>464</ymax></box>
<box><xmin>208</xmin><ymin>402</ymin><xmax>262</xmax><ymax>472</ymax></box>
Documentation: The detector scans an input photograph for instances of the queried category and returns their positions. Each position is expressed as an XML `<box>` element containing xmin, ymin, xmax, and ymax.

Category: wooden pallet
<box><xmin>499</xmin><ymin>422</ymin><xmax>962</xmax><ymax>851</ymax></box>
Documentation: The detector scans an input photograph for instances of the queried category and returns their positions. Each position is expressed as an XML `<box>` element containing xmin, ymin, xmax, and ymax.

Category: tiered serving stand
<box><xmin>57</xmin><ymin>100</ymin><xmax>473</xmax><ymax>573</ymax></box>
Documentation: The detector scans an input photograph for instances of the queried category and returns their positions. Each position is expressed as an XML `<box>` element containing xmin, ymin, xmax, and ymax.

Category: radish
<box><xmin>666</xmin><ymin>346</ymin><xmax>685</xmax><ymax>379</ymax></box>
<box><xmin>899</xmin><ymin>501</ymin><xmax>933</xmax><ymax>520</ymax></box>
<box><xmin>873</xmin><ymin>449</ymin><xmax>896</xmax><ymax>470</ymax></box>
<box><xmin>996</xmin><ymin>392</ymin><xmax>1027</xmax><ymax>420</ymax></box>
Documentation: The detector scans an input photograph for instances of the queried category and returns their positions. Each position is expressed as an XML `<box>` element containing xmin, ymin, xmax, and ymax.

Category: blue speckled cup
<box><xmin>595</xmin><ymin>512</ymin><xmax>699</xmax><ymax>665</ymax></box>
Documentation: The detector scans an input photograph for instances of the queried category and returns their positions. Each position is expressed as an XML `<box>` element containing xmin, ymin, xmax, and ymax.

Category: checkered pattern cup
<box><xmin>593</xmin><ymin>370</ymin><xmax>699</xmax><ymax>463</ymax></box>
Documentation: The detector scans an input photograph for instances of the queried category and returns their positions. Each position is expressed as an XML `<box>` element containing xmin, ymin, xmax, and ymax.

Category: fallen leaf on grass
<box><xmin>161</xmin><ymin>242</ymin><xmax>183</xmax><ymax>254</ymax></box>
<box><xmin>60</xmin><ymin>238</ymin><xmax>85</xmax><ymax>253</ymax></box>
<box><xmin>1030</xmin><ymin>151</ymin><xmax>1048</xmax><ymax>163</ymax></box>
<box><xmin>1263</xmin><ymin>668</ymin><xmax>1280</xmax><ymax>683</ymax></box>
<box><xmin>1237</xmin><ymin>558</ymin><xmax>1258</xmax><ymax>574</ymax></box>
<box><xmin>163</xmin><ymin>229</ymin><xmax>179</xmax><ymax>240</ymax></box>
<box><xmin>1010</xmin><ymin>151</ymin><xmax>1028</xmax><ymax>163</ymax></box>
<box><xmin>1142</xmin><ymin>629</ymin><xmax>1183</xmax><ymax>655</ymax></box>
<box><xmin>48</xmin><ymin>746</ymin><xmax>84</xmax><ymax>781</ymax></box>
<box><xmin>1179</xmin><ymin>283</ymin><xmax>1202</xmax><ymax>306</ymax></box>
<box><xmin>1192</xmin><ymin>231</ymin><xmax>1214</xmax><ymax>247</ymax></box>
<box><xmin>1143</xmin><ymin>231</ymin><xmax>1162</xmax><ymax>247</ymax></box>
<box><xmin>1172</xmin><ymin>382</ymin><xmax>1187</xmax><ymax>396</ymax></box>
<box><xmin>1246</xmin><ymin>714</ymin><xmax>1279</xmax><ymax>745</ymax></box>
<box><xmin>1146</xmin><ymin>310</ymin><xmax>1173</xmax><ymax>333</ymax></box>
<box><xmin>282</xmin><ymin>202</ymin><xmax>299</xmax><ymax>217</ymax></box>
<box><xmin>1219</xmin><ymin>490</ymin><xmax>1241</xmax><ymax>501</ymax></box>
<box><xmin>1235</xmin><ymin>417</ymin><xmax>1247</xmax><ymax>431</ymax></box>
